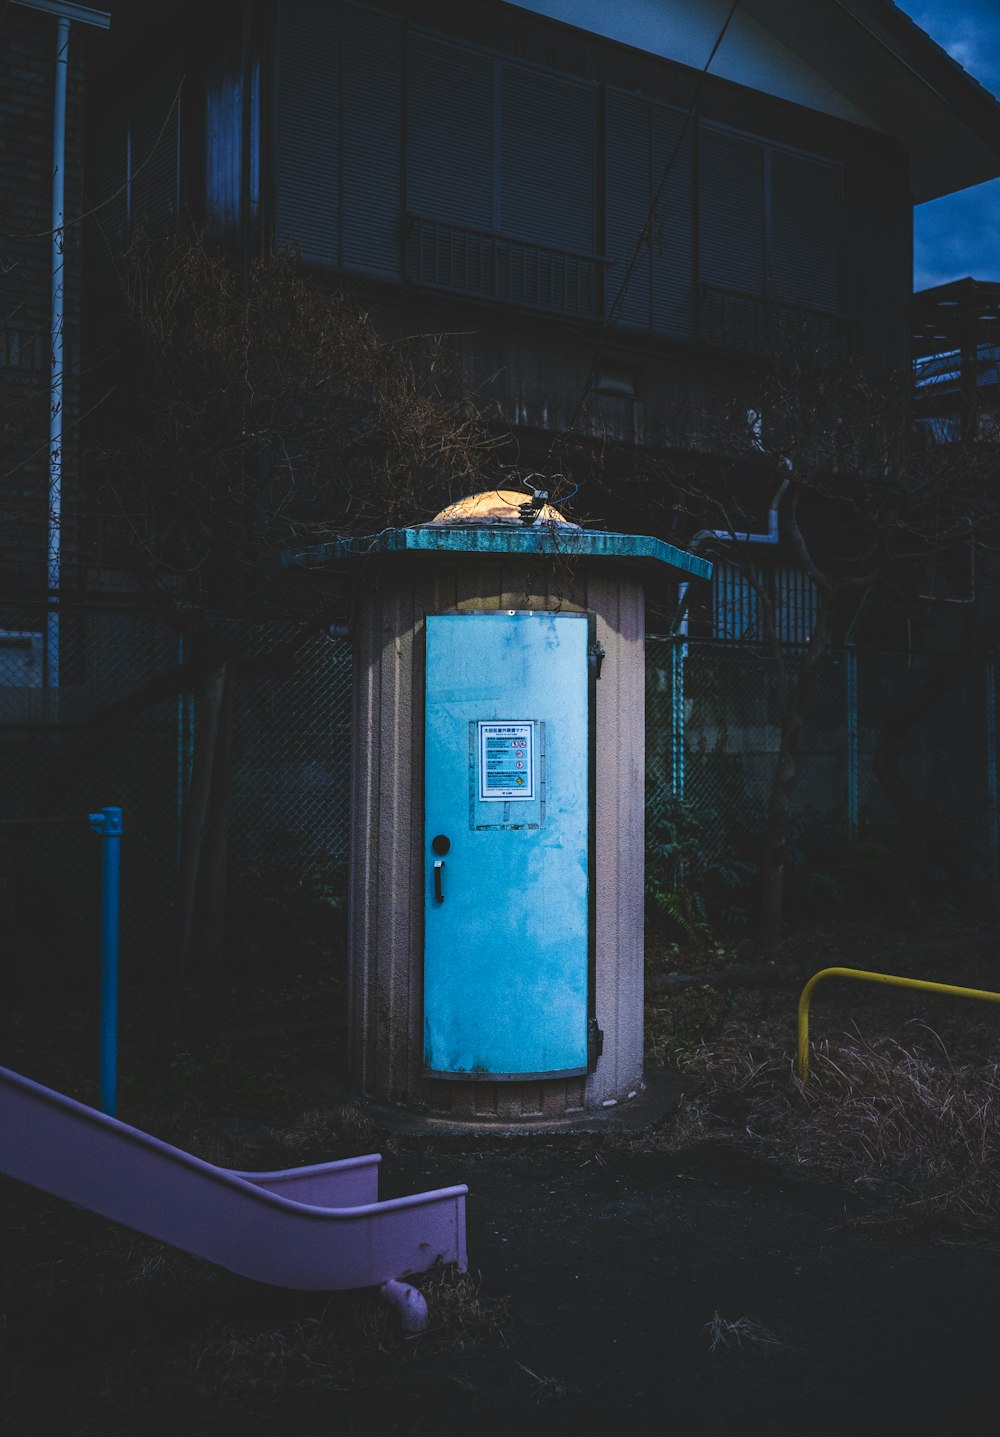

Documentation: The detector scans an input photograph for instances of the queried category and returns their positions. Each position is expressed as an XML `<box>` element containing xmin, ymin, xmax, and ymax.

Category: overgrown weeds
<box><xmin>667</xmin><ymin>1035</ymin><xmax>1000</xmax><ymax>1233</ymax></box>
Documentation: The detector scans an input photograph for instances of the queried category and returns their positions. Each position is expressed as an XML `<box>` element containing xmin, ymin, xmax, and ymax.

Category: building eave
<box><xmin>745</xmin><ymin>0</ymin><xmax>1000</xmax><ymax>201</ymax></box>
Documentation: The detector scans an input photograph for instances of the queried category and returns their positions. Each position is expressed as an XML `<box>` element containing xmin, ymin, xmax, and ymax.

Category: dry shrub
<box><xmin>672</xmin><ymin>1036</ymin><xmax>1000</xmax><ymax>1232</ymax></box>
<box><xmin>102</xmin><ymin>235</ymin><xmax>505</xmax><ymax>608</ymax></box>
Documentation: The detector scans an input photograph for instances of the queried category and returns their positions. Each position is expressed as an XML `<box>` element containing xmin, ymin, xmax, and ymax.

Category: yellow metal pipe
<box><xmin>796</xmin><ymin>966</ymin><xmax>1000</xmax><ymax>1081</ymax></box>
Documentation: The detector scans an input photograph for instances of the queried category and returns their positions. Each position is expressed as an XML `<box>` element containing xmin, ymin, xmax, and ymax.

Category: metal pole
<box><xmin>47</xmin><ymin>15</ymin><xmax>70</xmax><ymax>688</ymax></box>
<box><xmin>671</xmin><ymin>638</ymin><xmax>685</xmax><ymax>801</ymax></box>
<box><xmin>89</xmin><ymin>807</ymin><xmax>122</xmax><ymax>1115</ymax></box>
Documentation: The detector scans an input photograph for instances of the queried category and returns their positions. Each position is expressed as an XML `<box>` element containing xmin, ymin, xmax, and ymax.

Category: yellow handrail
<box><xmin>796</xmin><ymin>966</ymin><xmax>1000</xmax><ymax>1080</ymax></box>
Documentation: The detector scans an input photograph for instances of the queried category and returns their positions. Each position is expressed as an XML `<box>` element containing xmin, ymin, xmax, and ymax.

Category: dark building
<box><xmin>8</xmin><ymin>0</ymin><xmax>1000</xmax><ymax>648</ymax></box>
<box><xmin>913</xmin><ymin>277</ymin><xmax>1000</xmax><ymax>447</ymax></box>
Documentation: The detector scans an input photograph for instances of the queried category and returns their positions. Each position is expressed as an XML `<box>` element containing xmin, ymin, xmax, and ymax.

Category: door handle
<box><xmin>433</xmin><ymin>859</ymin><xmax>445</xmax><ymax>902</ymax></box>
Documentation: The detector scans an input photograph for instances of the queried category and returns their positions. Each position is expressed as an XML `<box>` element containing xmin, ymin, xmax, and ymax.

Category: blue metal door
<box><xmin>423</xmin><ymin>611</ymin><xmax>591</xmax><ymax>1078</ymax></box>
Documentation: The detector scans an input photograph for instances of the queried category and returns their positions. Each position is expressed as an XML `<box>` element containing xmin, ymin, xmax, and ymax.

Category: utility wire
<box><xmin>3</xmin><ymin>78</ymin><xmax>186</xmax><ymax>242</ymax></box>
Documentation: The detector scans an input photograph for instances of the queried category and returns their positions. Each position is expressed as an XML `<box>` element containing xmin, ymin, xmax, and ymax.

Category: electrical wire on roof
<box><xmin>517</xmin><ymin>472</ymin><xmax>578</xmax><ymax>523</ymax></box>
<box><xmin>552</xmin><ymin>0</ymin><xmax>742</xmax><ymax>463</ymax></box>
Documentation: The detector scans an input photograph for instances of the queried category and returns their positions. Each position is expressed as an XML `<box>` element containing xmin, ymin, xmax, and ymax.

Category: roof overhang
<box><xmin>743</xmin><ymin>0</ymin><xmax>1000</xmax><ymax>201</ymax></box>
<box><xmin>281</xmin><ymin>525</ymin><xmax>713</xmax><ymax>581</ymax></box>
<box><xmin>9</xmin><ymin>0</ymin><xmax>111</xmax><ymax>27</ymax></box>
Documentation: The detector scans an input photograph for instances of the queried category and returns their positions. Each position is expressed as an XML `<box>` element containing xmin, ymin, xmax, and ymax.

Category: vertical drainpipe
<box><xmin>47</xmin><ymin>15</ymin><xmax>71</xmax><ymax>689</ymax></box>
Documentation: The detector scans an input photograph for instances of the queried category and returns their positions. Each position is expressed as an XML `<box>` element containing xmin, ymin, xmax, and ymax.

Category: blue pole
<box><xmin>89</xmin><ymin>807</ymin><xmax>122</xmax><ymax>1116</ymax></box>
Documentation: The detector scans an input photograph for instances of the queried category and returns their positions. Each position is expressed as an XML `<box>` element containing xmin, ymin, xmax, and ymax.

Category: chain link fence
<box><xmin>3</xmin><ymin>606</ymin><xmax>996</xmax><ymax>1006</ymax></box>
<box><xmin>0</xmin><ymin>597</ymin><xmax>351</xmax><ymax>1005</ymax></box>
<box><xmin>646</xmin><ymin>635</ymin><xmax>999</xmax><ymax>900</ymax></box>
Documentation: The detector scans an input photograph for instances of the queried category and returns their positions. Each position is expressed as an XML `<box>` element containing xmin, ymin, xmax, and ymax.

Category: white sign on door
<box><xmin>478</xmin><ymin>721</ymin><xmax>535</xmax><ymax>801</ymax></box>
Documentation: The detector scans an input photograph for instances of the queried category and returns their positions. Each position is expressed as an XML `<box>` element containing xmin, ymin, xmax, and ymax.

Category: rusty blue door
<box><xmin>423</xmin><ymin>611</ymin><xmax>590</xmax><ymax>1078</ymax></box>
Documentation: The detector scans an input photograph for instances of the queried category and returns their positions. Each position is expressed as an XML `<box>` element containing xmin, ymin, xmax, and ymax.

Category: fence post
<box><xmin>671</xmin><ymin>639</ymin><xmax>686</xmax><ymax>801</ymax></box>
<box><xmin>846</xmin><ymin>648</ymin><xmax>859</xmax><ymax>841</ymax></box>
<box><xmin>88</xmin><ymin>807</ymin><xmax>122</xmax><ymax>1117</ymax></box>
<box><xmin>986</xmin><ymin>658</ymin><xmax>999</xmax><ymax>877</ymax></box>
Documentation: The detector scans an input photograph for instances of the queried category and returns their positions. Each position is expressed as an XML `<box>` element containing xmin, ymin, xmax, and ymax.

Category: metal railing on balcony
<box><xmin>699</xmin><ymin>284</ymin><xmax>853</xmax><ymax>360</ymax></box>
<box><xmin>404</xmin><ymin>215</ymin><xmax>607</xmax><ymax>320</ymax></box>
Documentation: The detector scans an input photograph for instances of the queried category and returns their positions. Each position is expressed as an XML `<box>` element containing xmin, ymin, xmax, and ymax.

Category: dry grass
<box><xmin>159</xmin><ymin>1266</ymin><xmax>512</xmax><ymax>1415</ymax></box>
<box><xmin>704</xmin><ymin>1312</ymin><xmax>783</xmax><ymax>1353</ymax></box>
<box><xmin>514</xmin><ymin>1360</ymin><xmax>581</xmax><ymax>1404</ymax></box>
<box><xmin>414</xmin><ymin>1268</ymin><xmax>512</xmax><ymax>1352</ymax></box>
<box><xmin>666</xmin><ymin>1033</ymin><xmax>1000</xmax><ymax>1233</ymax></box>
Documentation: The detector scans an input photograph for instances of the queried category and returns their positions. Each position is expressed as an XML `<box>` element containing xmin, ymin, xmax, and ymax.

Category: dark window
<box><xmin>605</xmin><ymin>89</ymin><xmax>695</xmax><ymax>337</ymax></box>
<box><xmin>699</xmin><ymin>125</ymin><xmax>766</xmax><ymax>298</ymax></box>
<box><xmin>273</xmin><ymin>0</ymin><xmax>402</xmax><ymax>277</ymax></box>
<box><xmin>405</xmin><ymin>32</ymin><xmax>600</xmax><ymax>317</ymax></box>
<box><xmin>272</xmin><ymin>1</ymin><xmax>341</xmax><ymax>266</ymax></box>
<box><xmin>407</xmin><ymin>34</ymin><xmax>493</xmax><ymax>232</ymax></box>
<box><xmin>270</xmin><ymin>2</ymin><xmax>842</xmax><ymax>344</ymax></box>
<box><xmin>699</xmin><ymin>121</ymin><xmax>842</xmax><ymax>353</ymax></box>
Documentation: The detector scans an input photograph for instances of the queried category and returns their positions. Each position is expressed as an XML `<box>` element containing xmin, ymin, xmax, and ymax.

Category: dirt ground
<box><xmin>3</xmin><ymin>919</ymin><xmax>1000</xmax><ymax>1435</ymax></box>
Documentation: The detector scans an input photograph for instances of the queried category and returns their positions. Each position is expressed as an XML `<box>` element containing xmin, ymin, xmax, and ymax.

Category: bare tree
<box><xmin>96</xmin><ymin>234</ymin><xmax>504</xmax><ymax>611</ymax></box>
<box><xmin>638</xmin><ymin>339</ymin><xmax>1000</xmax><ymax>949</ymax></box>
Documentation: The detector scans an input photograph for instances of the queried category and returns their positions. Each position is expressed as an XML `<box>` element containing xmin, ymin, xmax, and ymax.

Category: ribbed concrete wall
<box><xmin>348</xmin><ymin>554</ymin><xmax>645</xmax><ymax>1120</ymax></box>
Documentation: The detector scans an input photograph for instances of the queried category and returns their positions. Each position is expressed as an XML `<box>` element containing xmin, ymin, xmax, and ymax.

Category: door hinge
<box><xmin>589</xmin><ymin>641</ymin><xmax>606</xmax><ymax>680</ymax></box>
<box><xmin>588</xmin><ymin>1018</ymin><xmax>604</xmax><ymax>1067</ymax></box>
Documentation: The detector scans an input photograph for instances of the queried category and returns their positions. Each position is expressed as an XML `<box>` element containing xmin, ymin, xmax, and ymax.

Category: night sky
<box><xmin>894</xmin><ymin>0</ymin><xmax>1000</xmax><ymax>291</ymax></box>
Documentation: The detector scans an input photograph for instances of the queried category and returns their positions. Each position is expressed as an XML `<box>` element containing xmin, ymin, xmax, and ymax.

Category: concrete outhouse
<box><xmin>283</xmin><ymin>492</ymin><xmax>710</xmax><ymax>1124</ymax></box>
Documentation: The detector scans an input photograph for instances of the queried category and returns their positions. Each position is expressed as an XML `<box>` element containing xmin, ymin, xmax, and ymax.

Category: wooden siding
<box><xmin>347</xmin><ymin>555</ymin><xmax>645</xmax><ymax>1118</ymax></box>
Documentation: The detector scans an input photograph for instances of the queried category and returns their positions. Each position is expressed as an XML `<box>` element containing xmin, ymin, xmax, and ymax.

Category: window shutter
<box><xmin>769</xmin><ymin>151</ymin><xmax>840</xmax><ymax>313</ymax></box>
<box><xmin>499</xmin><ymin>63</ymin><xmax>596</xmax><ymax>254</ymax></box>
<box><xmin>408</xmin><ymin>34</ymin><xmax>493</xmax><ymax>231</ymax></box>
<box><xmin>606</xmin><ymin>93</ymin><xmax>695</xmax><ymax>336</ymax></box>
<box><xmin>605</xmin><ymin>90</ymin><xmax>652</xmax><ymax>330</ymax></box>
<box><xmin>699</xmin><ymin>124</ymin><xmax>765</xmax><ymax>296</ymax></box>
<box><xmin>650</xmin><ymin>106</ymin><xmax>695</xmax><ymax>339</ymax></box>
<box><xmin>340</xmin><ymin>4</ymin><xmax>402</xmax><ymax>278</ymax></box>
<box><xmin>273</xmin><ymin>0</ymin><xmax>341</xmax><ymax>267</ymax></box>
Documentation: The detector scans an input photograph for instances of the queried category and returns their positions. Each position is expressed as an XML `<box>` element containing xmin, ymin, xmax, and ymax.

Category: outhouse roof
<box><xmin>280</xmin><ymin>524</ymin><xmax>712</xmax><ymax>580</ymax></box>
